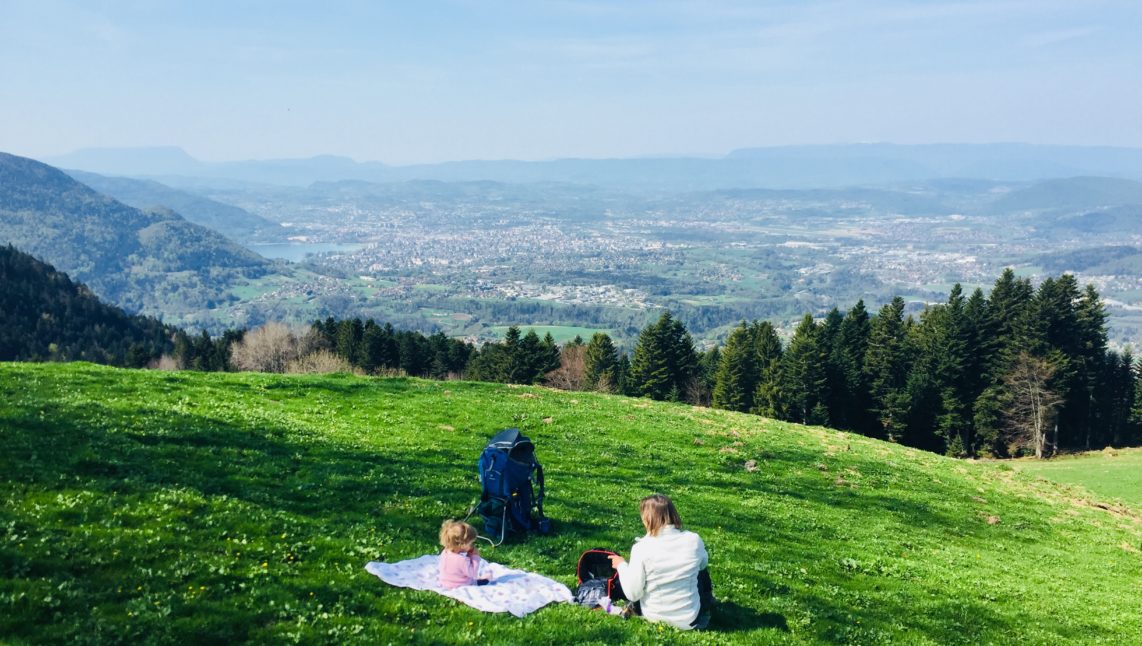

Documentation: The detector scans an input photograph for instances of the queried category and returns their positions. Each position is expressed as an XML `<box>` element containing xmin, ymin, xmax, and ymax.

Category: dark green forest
<box><xmin>699</xmin><ymin>271</ymin><xmax>1141</xmax><ymax>457</ymax></box>
<box><xmin>0</xmin><ymin>245</ymin><xmax>172</xmax><ymax>365</ymax></box>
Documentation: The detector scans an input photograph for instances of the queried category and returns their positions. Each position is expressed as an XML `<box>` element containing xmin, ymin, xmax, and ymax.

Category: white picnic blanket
<box><xmin>365</xmin><ymin>555</ymin><xmax>572</xmax><ymax>617</ymax></box>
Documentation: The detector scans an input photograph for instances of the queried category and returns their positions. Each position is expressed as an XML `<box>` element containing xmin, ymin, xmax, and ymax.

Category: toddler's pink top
<box><xmin>438</xmin><ymin>549</ymin><xmax>482</xmax><ymax>588</ymax></box>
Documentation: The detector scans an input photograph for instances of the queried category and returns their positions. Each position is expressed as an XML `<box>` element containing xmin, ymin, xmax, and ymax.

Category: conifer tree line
<box><xmin>6</xmin><ymin>240</ymin><xmax>1141</xmax><ymax>457</ymax></box>
<box><xmin>704</xmin><ymin>270</ymin><xmax>1140</xmax><ymax>457</ymax></box>
<box><xmin>300</xmin><ymin>270</ymin><xmax>1141</xmax><ymax>456</ymax></box>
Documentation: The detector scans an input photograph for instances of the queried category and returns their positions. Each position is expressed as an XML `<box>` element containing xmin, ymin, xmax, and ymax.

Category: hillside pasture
<box><xmin>1</xmin><ymin>363</ymin><xmax>1139</xmax><ymax>644</ymax></box>
<box><xmin>1015</xmin><ymin>448</ymin><xmax>1142</xmax><ymax>508</ymax></box>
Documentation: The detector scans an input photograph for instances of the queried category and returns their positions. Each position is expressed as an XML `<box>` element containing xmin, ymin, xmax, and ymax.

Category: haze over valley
<box><xmin>10</xmin><ymin>145</ymin><xmax>1137</xmax><ymax>349</ymax></box>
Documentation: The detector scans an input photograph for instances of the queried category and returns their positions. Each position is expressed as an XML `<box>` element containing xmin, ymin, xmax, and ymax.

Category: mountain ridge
<box><xmin>0</xmin><ymin>151</ymin><xmax>274</xmax><ymax>319</ymax></box>
<box><xmin>45</xmin><ymin>143</ymin><xmax>1142</xmax><ymax>190</ymax></box>
<box><xmin>64</xmin><ymin>169</ymin><xmax>286</xmax><ymax>243</ymax></box>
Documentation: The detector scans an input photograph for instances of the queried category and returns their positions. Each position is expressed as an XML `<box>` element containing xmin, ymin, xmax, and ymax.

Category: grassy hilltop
<box><xmin>1</xmin><ymin>363</ymin><xmax>1139</xmax><ymax>645</ymax></box>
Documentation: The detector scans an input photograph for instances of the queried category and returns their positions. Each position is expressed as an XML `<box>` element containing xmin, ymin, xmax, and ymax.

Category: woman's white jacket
<box><xmin>615</xmin><ymin>525</ymin><xmax>708</xmax><ymax>630</ymax></box>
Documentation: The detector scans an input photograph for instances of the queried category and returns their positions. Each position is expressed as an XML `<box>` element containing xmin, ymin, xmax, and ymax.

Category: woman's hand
<box><xmin>607</xmin><ymin>553</ymin><xmax>626</xmax><ymax>568</ymax></box>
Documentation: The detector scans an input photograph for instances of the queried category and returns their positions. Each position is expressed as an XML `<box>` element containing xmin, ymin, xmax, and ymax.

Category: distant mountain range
<box><xmin>0</xmin><ymin>152</ymin><xmax>274</xmax><ymax>319</ymax></box>
<box><xmin>990</xmin><ymin>176</ymin><xmax>1142</xmax><ymax>212</ymax></box>
<box><xmin>44</xmin><ymin>143</ymin><xmax>1142</xmax><ymax>190</ymax></box>
<box><xmin>65</xmin><ymin>169</ymin><xmax>286</xmax><ymax>242</ymax></box>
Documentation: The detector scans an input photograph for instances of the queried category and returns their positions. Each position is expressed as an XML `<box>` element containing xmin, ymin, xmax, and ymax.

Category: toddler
<box><xmin>438</xmin><ymin>520</ymin><xmax>492</xmax><ymax>589</ymax></box>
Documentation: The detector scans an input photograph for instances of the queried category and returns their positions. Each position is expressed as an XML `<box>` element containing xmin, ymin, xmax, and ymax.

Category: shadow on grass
<box><xmin>1</xmin><ymin>395</ymin><xmax>470</xmax><ymax>528</ymax></box>
<box><xmin>710</xmin><ymin>601</ymin><xmax>788</xmax><ymax>633</ymax></box>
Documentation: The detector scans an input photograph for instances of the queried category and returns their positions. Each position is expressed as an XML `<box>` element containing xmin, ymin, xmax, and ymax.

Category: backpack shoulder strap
<box><xmin>534</xmin><ymin>461</ymin><xmax>546</xmax><ymax>518</ymax></box>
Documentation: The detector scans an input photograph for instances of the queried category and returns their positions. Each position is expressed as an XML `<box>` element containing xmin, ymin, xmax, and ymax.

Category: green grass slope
<box><xmin>1016</xmin><ymin>449</ymin><xmax>1142</xmax><ymax>508</ymax></box>
<box><xmin>1</xmin><ymin>363</ymin><xmax>1139</xmax><ymax>645</ymax></box>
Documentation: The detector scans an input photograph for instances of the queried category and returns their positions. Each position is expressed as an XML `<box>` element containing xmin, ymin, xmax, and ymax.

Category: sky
<box><xmin>1</xmin><ymin>0</ymin><xmax>1140</xmax><ymax>165</ymax></box>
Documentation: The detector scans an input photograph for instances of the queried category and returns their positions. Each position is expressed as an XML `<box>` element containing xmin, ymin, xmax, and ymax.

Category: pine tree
<box><xmin>1074</xmin><ymin>284</ymin><xmax>1108</xmax><ymax>449</ymax></box>
<box><xmin>615</xmin><ymin>353</ymin><xmax>632</xmax><ymax>396</ymax></box>
<box><xmin>398</xmin><ymin>331</ymin><xmax>428</xmax><ymax>377</ymax></box>
<box><xmin>929</xmin><ymin>285</ymin><xmax>972</xmax><ymax>455</ymax></box>
<box><xmin>501</xmin><ymin>326</ymin><xmax>524</xmax><ymax>383</ymax></box>
<box><xmin>837</xmin><ymin>300</ymin><xmax>873</xmax><ymax>434</ymax></box>
<box><xmin>752</xmin><ymin>321</ymin><xmax>784</xmax><ymax>418</ymax></box>
<box><xmin>630</xmin><ymin>314</ymin><xmax>673</xmax><ymax>399</ymax></box>
<box><xmin>517</xmin><ymin>329</ymin><xmax>546</xmax><ymax>384</ymax></box>
<box><xmin>695</xmin><ymin>346</ymin><xmax>720</xmax><ymax>407</ymax></box>
<box><xmin>779</xmin><ymin>314</ymin><xmax>829</xmax><ymax>425</ymax></box>
<box><xmin>902</xmin><ymin>309</ymin><xmax>942</xmax><ymax>451</ymax></box>
<box><xmin>819</xmin><ymin>308</ymin><xmax>859</xmax><ymax>430</ymax></box>
<box><xmin>1100</xmin><ymin>350</ymin><xmax>1135</xmax><ymax>448</ymax></box>
<box><xmin>360</xmin><ymin>320</ymin><xmax>387</xmax><ymax>373</ymax></box>
<box><xmin>985</xmin><ymin>268</ymin><xmax>1034</xmax><ymax>380</ymax></box>
<box><xmin>1127</xmin><ymin>357</ymin><xmax>1142</xmax><ymax>447</ymax></box>
<box><xmin>865</xmin><ymin>297</ymin><xmax>910</xmax><ymax>441</ymax></box>
<box><xmin>629</xmin><ymin>311</ymin><xmax>698</xmax><ymax>401</ymax></box>
<box><xmin>583</xmin><ymin>332</ymin><xmax>619</xmax><ymax>391</ymax></box>
<box><xmin>1026</xmin><ymin>275</ymin><xmax>1082</xmax><ymax>449</ymax></box>
<box><xmin>541</xmin><ymin>332</ymin><xmax>562</xmax><ymax>375</ymax></box>
<box><xmin>712</xmin><ymin>321</ymin><xmax>760</xmax><ymax>413</ymax></box>
<box><xmin>666</xmin><ymin>314</ymin><xmax>700</xmax><ymax>401</ymax></box>
<box><xmin>336</xmin><ymin>318</ymin><xmax>364</xmax><ymax>366</ymax></box>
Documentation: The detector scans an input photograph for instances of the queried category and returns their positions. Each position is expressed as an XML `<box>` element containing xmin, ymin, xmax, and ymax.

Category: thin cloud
<box><xmin>1021</xmin><ymin>26</ymin><xmax>1098</xmax><ymax>49</ymax></box>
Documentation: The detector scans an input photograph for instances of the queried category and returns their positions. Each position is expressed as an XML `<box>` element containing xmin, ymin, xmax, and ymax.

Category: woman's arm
<box><xmin>614</xmin><ymin>546</ymin><xmax>648</xmax><ymax>602</ymax></box>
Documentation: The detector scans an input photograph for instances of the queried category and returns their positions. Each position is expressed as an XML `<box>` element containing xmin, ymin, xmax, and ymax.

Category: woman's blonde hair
<box><xmin>439</xmin><ymin>519</ymin><xmax>478</xmax><ymax>551</ymax></box>
<box><xmin>639</xmin><ymin>494</ymin><xmax>683</xmax><ymax>536</ymax></box>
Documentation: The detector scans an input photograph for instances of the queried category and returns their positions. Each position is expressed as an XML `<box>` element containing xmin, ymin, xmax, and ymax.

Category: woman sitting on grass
<box><xmin>608</xmin><ymin>494</ymin><xmax>711</xmax><ymax>630</ymax></box>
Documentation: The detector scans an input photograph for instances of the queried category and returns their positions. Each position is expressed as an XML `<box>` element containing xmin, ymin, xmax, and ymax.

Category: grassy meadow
<box><xmin>1</xmin><ymin>362</ymin><xmax>1140</xmax><ymax>644</ymax></box>
<box><xmin>1015</xmin><ymin>448</ymin><xmax>1142</xmax><ymax>508</ymax></box>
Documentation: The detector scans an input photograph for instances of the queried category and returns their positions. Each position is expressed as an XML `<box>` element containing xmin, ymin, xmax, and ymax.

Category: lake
<box><xmin>248</xmin><ymin>242</ymin><xmax>365</xmax><ymax>263</ymax></box>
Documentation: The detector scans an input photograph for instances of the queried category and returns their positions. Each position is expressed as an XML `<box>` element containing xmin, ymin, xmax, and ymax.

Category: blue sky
<box><xmin>1</xmin><ymin>0</ymin><xmax>1140</xmax><ymax>164</ymax></box>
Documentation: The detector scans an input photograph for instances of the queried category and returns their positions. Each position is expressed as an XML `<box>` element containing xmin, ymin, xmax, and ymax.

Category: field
<box><xmin>1</xmin><ymin>363</ymin><xmax>1140</xmax><ymax>644</ymax></box>
<box><xmin>1015</xmin><ymin>448</ymin><xmax>1142</xmax><ymax>508</ymax></box>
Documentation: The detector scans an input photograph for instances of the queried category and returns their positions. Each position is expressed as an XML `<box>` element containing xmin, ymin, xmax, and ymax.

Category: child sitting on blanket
<box><xmin>438</xmin><ymin>520</ymin><xmax>493</xmax><ymax>589</ymax></box>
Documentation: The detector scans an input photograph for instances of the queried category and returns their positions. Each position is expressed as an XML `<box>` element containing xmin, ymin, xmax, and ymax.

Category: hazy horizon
<box><xmin>39</xmin><ymin>140</ymin><xmax>1142</xmax><ymax>168</ymax></box>
<box><xmin>3</xmin><ymin>1</ymin><xmax>1141</xmax><ymax>165</ymax></box>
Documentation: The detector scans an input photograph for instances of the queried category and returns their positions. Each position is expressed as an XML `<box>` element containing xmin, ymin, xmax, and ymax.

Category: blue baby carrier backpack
<box><xmin>476</xmin><ymin>428</ymin><xmax>550</xmax><ymax>544</ymax></box>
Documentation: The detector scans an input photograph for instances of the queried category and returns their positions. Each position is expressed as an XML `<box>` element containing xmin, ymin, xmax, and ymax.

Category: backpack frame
<box><xmin>475</xmin><ymin>428</ymin><xmax>549</xmax><ymax>545</ymax></box>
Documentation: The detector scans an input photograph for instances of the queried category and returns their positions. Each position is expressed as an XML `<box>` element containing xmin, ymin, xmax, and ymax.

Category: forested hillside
<box><xmin>0</xmin><ymin>245</ymin><xmax>173</xmax><ymax>365</ymax></box>
<box><xmin>0</xmin><ymin>152</ymin><xmax>273</xmax><ymax>317</ymax></box>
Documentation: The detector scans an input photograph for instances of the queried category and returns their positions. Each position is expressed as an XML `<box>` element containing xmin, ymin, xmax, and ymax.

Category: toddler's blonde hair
<box><xmin>639</xmin><ymin>494</ymin><xmax>684</xmax><ymax>537</ymax></box>
<box><xmin>439</xmin><ymin>519</ymin><xmax>478</xmax><ymax>552</ymax></box>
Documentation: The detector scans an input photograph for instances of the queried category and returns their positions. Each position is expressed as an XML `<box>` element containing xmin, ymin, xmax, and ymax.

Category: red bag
<box><xmin>574</xmin><ymin>548</ymin><xmax>627</xmax><ymax>602</ymax></box>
